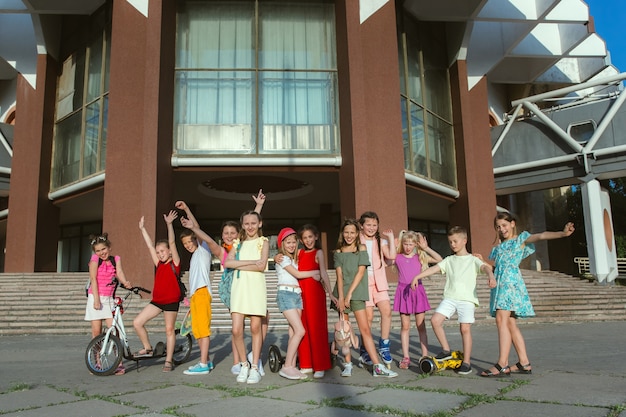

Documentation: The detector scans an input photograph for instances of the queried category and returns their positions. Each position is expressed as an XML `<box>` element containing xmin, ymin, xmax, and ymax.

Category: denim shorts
<box><xmin>277</xmin><ymin>289</ymin><xmax>303</xmax><ymax>312</ymax></box>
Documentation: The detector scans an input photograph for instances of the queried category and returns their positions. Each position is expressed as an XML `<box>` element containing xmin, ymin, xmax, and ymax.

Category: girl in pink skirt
<box><xmin>392</xmin><ymin>231</ymin><xmax>442</xmax><ymax>369</ymax></box>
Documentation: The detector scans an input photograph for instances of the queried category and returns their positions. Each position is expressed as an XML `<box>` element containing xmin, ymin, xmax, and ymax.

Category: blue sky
<box><xmin>586</xmin><ymin>0</ymin><xmax>626</xmax><ymax>72</ymax></box>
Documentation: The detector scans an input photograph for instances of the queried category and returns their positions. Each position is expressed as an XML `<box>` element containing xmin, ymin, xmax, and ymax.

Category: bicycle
<box><xmin>85</xmin><ymin>278</ymin><xmax>193</xmax><ymax>376</ymax></box>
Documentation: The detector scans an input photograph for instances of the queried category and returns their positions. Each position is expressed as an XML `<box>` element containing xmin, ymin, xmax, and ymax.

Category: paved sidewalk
<box><xmin>1</xmin><ymin>321</ymin><xmax>625</xmax><ymax>417</ymax></box>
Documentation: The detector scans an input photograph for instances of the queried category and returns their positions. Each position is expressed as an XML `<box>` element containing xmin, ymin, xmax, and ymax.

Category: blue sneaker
<box><xmin>379</xmin><ymin>338</ymin><xmax>392</xmax><ymax>366</ymax></box>
<box><xmin>183</xmin><ymin>362</ymin><xmax>211</xmax><ymax>375</ymax></box>
<box><xmin>358</xmin><ymin>352</ymin><xmax>372</xmax><ymax>368</ymax></box>
<box><xmin>231</xmin><ymin>363</ymin><xmax>241</xmax><ymax>375</ymax></box>
<box><xmin>189</xmin><ymin>361</ymin><xmax>214</xmax><ymax>371</ymax></box>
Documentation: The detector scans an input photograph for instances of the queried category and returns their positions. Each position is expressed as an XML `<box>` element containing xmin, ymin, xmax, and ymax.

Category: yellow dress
<box><xmin>230</xmin><ymin>237</ymin><xmax>267</xmax><ymax>316</ymax></box>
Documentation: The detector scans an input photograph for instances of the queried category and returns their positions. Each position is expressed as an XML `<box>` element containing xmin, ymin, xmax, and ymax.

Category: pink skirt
<box><xmin>392</xmin><ymin>282</ymin><xmax>431</xmax><ymax>314</ymax></box>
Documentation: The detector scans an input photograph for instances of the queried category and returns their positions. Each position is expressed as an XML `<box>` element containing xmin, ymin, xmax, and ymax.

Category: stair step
<box><xmin>1</xmin><ymin>270</ymin><xmax>626</xmax><ymax>336</ymax></box>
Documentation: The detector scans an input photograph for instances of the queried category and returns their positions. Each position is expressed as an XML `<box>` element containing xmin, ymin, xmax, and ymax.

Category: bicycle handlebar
<box><xmin>130</xmin><ymin>286</ymin><xmax>151</xmax><ymax>295</ymax></box>
<box><xmin>107</xmin><ymin>277</ymin><xmax>151</xmax><ymax>295</ymax></box>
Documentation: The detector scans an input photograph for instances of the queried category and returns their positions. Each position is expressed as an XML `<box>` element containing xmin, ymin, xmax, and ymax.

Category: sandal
<box><xmin>162</xmin><ymin>361</ymin><xmax>174</xmax><ymax>373</ymax></box>
<box><xmin>510</xmin><ymin>362</ymin><xmax>532</xmax><ymax>374</ymax></box>
<box><xmin>399</xmin><ymin>357</ymin><xmax>410</xmax><ymax>369</ymax></box>
<box><xmin>480</xmin><ymin>363</ymin><xmax>510</xmax><ymax>377</ymax></box>
<box><xmin>133</xmin><ymin>347</ymin><xmax>153</xmax><ymax>358</ymax></box>
<box><xmin>114</xmin><ymin>364</ymin><xmax>126</xmax><ymax>376</ymax></box>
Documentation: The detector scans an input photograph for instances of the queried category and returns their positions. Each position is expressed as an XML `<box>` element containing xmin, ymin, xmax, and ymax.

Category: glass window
<box><xmin>58</xmin><ymin>222</ymin><xmax>102</xmax><ymax>272</ymax></box>
<box><xmin>174</xmin><ymin>1</ymin><xmax>338</xmax><ymax>157</ymax></box>
<box><xmin>86</xmin><ymin>33</ymin><xmax>103</xmax><ymax>103</ymax></box>
<box><xmin>52</xmin><ymin>9</ymin><xmax>110</xmax><ymax>191</ymax></box>
<box><xmin>56</xmin><ymin>52</ymin><xmax>85</xmax><ymax>121</ymax></box>
<box><xmin>398</xmin><ymin>15</ymin><xmax>456</xmax><ymax>188</ymax></box>
<box><xmin>53</xmin><ymin>112</ymin><xmax>83</xmax><ymax>187</ymax></box>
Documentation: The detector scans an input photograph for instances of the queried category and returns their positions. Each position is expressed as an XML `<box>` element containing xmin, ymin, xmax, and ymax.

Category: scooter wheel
<box><xmin>268</xmin><ymin>345</ymin><xmax>282</xmax><ymax>373</ymax></box>
<box><xmin>153</xmin><ymin>341</ymin><xmax>165</xmax><ymax>357</ymax></box>
<box><xmin>419</xmin><ymin>356</ymin><xmax>437</xmax><ymax>374</ymax></box>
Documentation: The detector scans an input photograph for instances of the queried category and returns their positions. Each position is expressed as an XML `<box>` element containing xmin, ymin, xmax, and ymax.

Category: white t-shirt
<box><xmin>365</xmin><ymin>238</ymin><xmax>389</xmax><ymax>275</ymax></box>
<box><xmin>275</xmin><ymin>257</ymin><xmax>300</xmax><ymax>287</ymax></box>
<box><xmin>189</xmin><ymin>244</ymin><xmax>213</xmax><ymax>296</ymax></box>
<box><xmin>437</xmin><ymin>254</ymin><xmax>485</xmax><ymax>305</ymax></box>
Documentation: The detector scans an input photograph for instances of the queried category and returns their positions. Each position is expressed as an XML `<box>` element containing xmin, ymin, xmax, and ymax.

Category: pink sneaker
<box><xmin>279</xmin><ymin>366</ymin><xmax>303</xmax><ymax>380</ymax></box>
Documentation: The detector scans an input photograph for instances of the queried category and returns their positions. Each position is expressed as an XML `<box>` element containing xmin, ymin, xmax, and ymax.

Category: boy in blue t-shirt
<box><xmin>180</xmin><ymin>215</ymin><xmax>214</xmax><ymax>375</ymax></box>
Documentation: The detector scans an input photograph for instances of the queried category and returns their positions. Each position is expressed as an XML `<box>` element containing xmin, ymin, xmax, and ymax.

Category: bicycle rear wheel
<box><xmin>171</xmin><ymin>328</ymin><xmax>192</xmax><ymax>365</ymax></box>
<box><xmin>85</xmin><ymin>333</ymin><xmax>123</xmax><ymax>376</ymax></box>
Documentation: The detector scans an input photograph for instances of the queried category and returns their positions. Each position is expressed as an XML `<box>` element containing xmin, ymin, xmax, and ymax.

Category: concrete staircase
<box><xmin>1</xmin><ymin>269</ymin><xmax>625</xmax><ymax>336</ymax></box>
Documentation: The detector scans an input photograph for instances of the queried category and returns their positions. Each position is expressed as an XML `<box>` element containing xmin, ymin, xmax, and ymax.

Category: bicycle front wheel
<box><xmin>171</xmin><ymin>328</ymin><xmax>192</xmax><ymax>365</ymax></box>
<box><xmin>85</xmin><ymin>333</ymin><xmax>123</xmax><ymax>376</ymax></box>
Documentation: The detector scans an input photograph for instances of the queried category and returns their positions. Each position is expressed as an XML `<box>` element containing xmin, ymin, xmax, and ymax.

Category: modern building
<box><xmin>0</xmin><ymin>0</ymin><xmax>621</xmax><ymax>285</ymax></box>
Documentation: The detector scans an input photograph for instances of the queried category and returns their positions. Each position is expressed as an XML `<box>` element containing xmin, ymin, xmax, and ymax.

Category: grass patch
<box><xmin>607</xmin><ymin>403</ymin><xmax>626</xmax><ymax>417</ymax></box>
<box><xmin>5</xmin><ymin>383</ymin><xmax>30</xmax><ymax>393</ymax></box>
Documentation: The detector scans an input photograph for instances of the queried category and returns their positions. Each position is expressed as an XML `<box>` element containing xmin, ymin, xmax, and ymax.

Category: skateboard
<box><xmin>419</xmin><ymin>350</ymin><xmax>463</xmax><ymax>374</ymax></box>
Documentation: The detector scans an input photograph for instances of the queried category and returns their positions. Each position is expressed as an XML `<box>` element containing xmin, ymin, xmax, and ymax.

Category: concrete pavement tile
<box><xmin>457</xmin><ymin>399</ymin><xmax>609</xmax><ymax>417</ymax></box>
<box><xmin>127</xmin><ymin>414</ymin><xmax>171</xmax><ymax>417</ymax></box>
<box><xmin>503</xmin><ymin>371</ymin><xmax>626</xmax><ymax>407</ymax></box>
<box><xmin>343</xmin><ymin>387</ymin><xmax>468</xmax><ymax>415</ymax></box>
<box><xmin>77</xmin><ymin>369</ymin><xmax>178</xmax><ymax>398</ymax></box>
<box><xmin>297</xmin><ymin>406</ymin><xmax>390</xmax><ymax>416</ymax></box>
<box><xmin>0</xmin><ymin>385</ymin><xmax>79</xmax><ymax>413</ymax></box>
<box><xmin>259</xmin><ymin>382</ymin><xmax>374</xmax><ymax>403</ymax></box>
<box><xmin>116</xmin><ymin>385</ymin><xmax>223</xmax><ymax>411</ymax></box>
<box><xmin>1</xmin><ymin>398</ymin><xmax>140</xmax><ymax>417</ymax></box>
<box><xmin>181</xmin><ymin>395</ymin><xmax>316</xmax><ymax>416</ymax></box>
<box><xmin>407</xmin><ymin>373</ymin><xmax>512</xmax><ymax>395</ymax></box>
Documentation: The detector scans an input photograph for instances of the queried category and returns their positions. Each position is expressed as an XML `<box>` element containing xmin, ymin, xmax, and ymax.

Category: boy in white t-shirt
<box><xmin>180</xmin><ymin>217</ymin><xmax>214</xmax><ymax>375</ymax></box>
<box><xmin>410</xmin><ymin>226</ymin><xmax>496</xmax><ymax>375</ymax></box>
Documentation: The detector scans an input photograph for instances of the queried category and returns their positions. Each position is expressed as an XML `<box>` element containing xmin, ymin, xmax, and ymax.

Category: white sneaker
<box><xmin>299</xmin><ymin>367</ymin><xmax>313</xmax><ymax>374</ymax></box>
<box><xmin>313</xmin><ymin>370</ymin><xmax>325</xmax><ymax>379</ymax></box>
<box><xmin>231</xmin><ymin>363</ymin><xmax>241</xmax><ymax>375</ymax></box>
<box><xmin>341</xmin><ymin>363</ymin><xmax>353</xmax><ymax>377</ymax></box>
<box><xmin>373</xmin><ymin>363</ymin><xmax>398</xmax><ymax>378</ymax></box>
<box><xmin>248</xmin><ymin>352</ymin><xmax>265</xmax><ymax>376</ymax></box>
<box><xmin>236</xmin><ymin>362</ymin><xmax>249</xmax><ymax>383</ymax></box>
<box><xmin>247</xmin><ymin>367</ymin><xmax>262</xmax><ymax>384</ymax></box>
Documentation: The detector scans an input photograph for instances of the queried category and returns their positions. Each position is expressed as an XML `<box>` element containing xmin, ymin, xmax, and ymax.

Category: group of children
<box><xmin>85</xmin><ymin>196</ymin><xmax>574</xmax><ymax>380</ymax></box>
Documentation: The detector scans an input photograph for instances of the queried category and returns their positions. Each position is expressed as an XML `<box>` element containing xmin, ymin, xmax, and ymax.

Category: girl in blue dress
<box><xmin>481</xmin><ymin>212</ymin><xmax>574</xmax><ymax>377</ymax></box>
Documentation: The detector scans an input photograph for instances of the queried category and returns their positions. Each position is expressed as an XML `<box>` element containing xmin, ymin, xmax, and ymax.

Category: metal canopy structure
<box><xmin>491</xmin><ymin>73</ymin><xmax>626</xmax><ymax>194</ymax></box>
<box><xmin>490</xmin><ymin>73</ymin><xmax>626</xmax><ymax>284</ymax></box>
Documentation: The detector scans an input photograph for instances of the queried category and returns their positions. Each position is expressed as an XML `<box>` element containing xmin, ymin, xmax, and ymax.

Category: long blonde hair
<box><xmin>395</xmin><ymin>230</ymin><xmax>429</xmax><ymax>270</ymax></box>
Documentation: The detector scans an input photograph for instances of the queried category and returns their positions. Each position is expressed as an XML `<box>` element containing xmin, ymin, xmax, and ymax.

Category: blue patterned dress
<box><xmin>489</xmin><ymin>231</ymin><xmax>536</xmax><ymax>318</ymax></box>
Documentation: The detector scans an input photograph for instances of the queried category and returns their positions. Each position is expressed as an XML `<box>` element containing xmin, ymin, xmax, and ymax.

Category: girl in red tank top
<box><xmin>295</xmin><ymin>225</ymin><xmax>337</xmax><ymax>378</ymax></box>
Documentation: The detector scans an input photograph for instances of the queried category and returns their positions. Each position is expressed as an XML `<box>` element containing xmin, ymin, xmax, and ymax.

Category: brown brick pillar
<box><xmin>335</xmin><ymin>0</ymin><xmax>408</xmax><ymax>234</ymax></box>
<box><xmin>5</xmin><ymin>55</ymin><xmax>59</xmax><ymax>272</ymax></box>
<box><xmin>448</xmin><ymin>61</ymin><xmax>497</xmax><ymax>257</ymax></box>
<box><xmin>103</xmin><ymin>0</ymin><xmax>176</xmax><ymax>287</ymax></box>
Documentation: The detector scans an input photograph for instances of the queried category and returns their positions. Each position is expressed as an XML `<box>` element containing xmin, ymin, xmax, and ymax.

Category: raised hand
<box><xmin>416</xmin><ymin>233</ymin><xmax>429</xmax><ymax>250</ymax></box>
<box><xmin>175</xmin><ymin>201</ymin><xmax>188</xmax><ymax>211</ymax></box>
<box><xmin>253</xmin><ymin>189</ymin><xmax>266</xmax><ymax>206</ymax></box>
<box><xmin>563</xmin><ymin>222</ymin><xmax>575</xmax><ymax>237</ymax></box>
<box><xmin>180</xmin><ymin>216</ymin><xmax>193</xmax><ymax>229</ymax></box>
<box><xmin>163</xmin><ymin>210</ymin><xmax>178</xmax><ymax>224</ymax></box>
